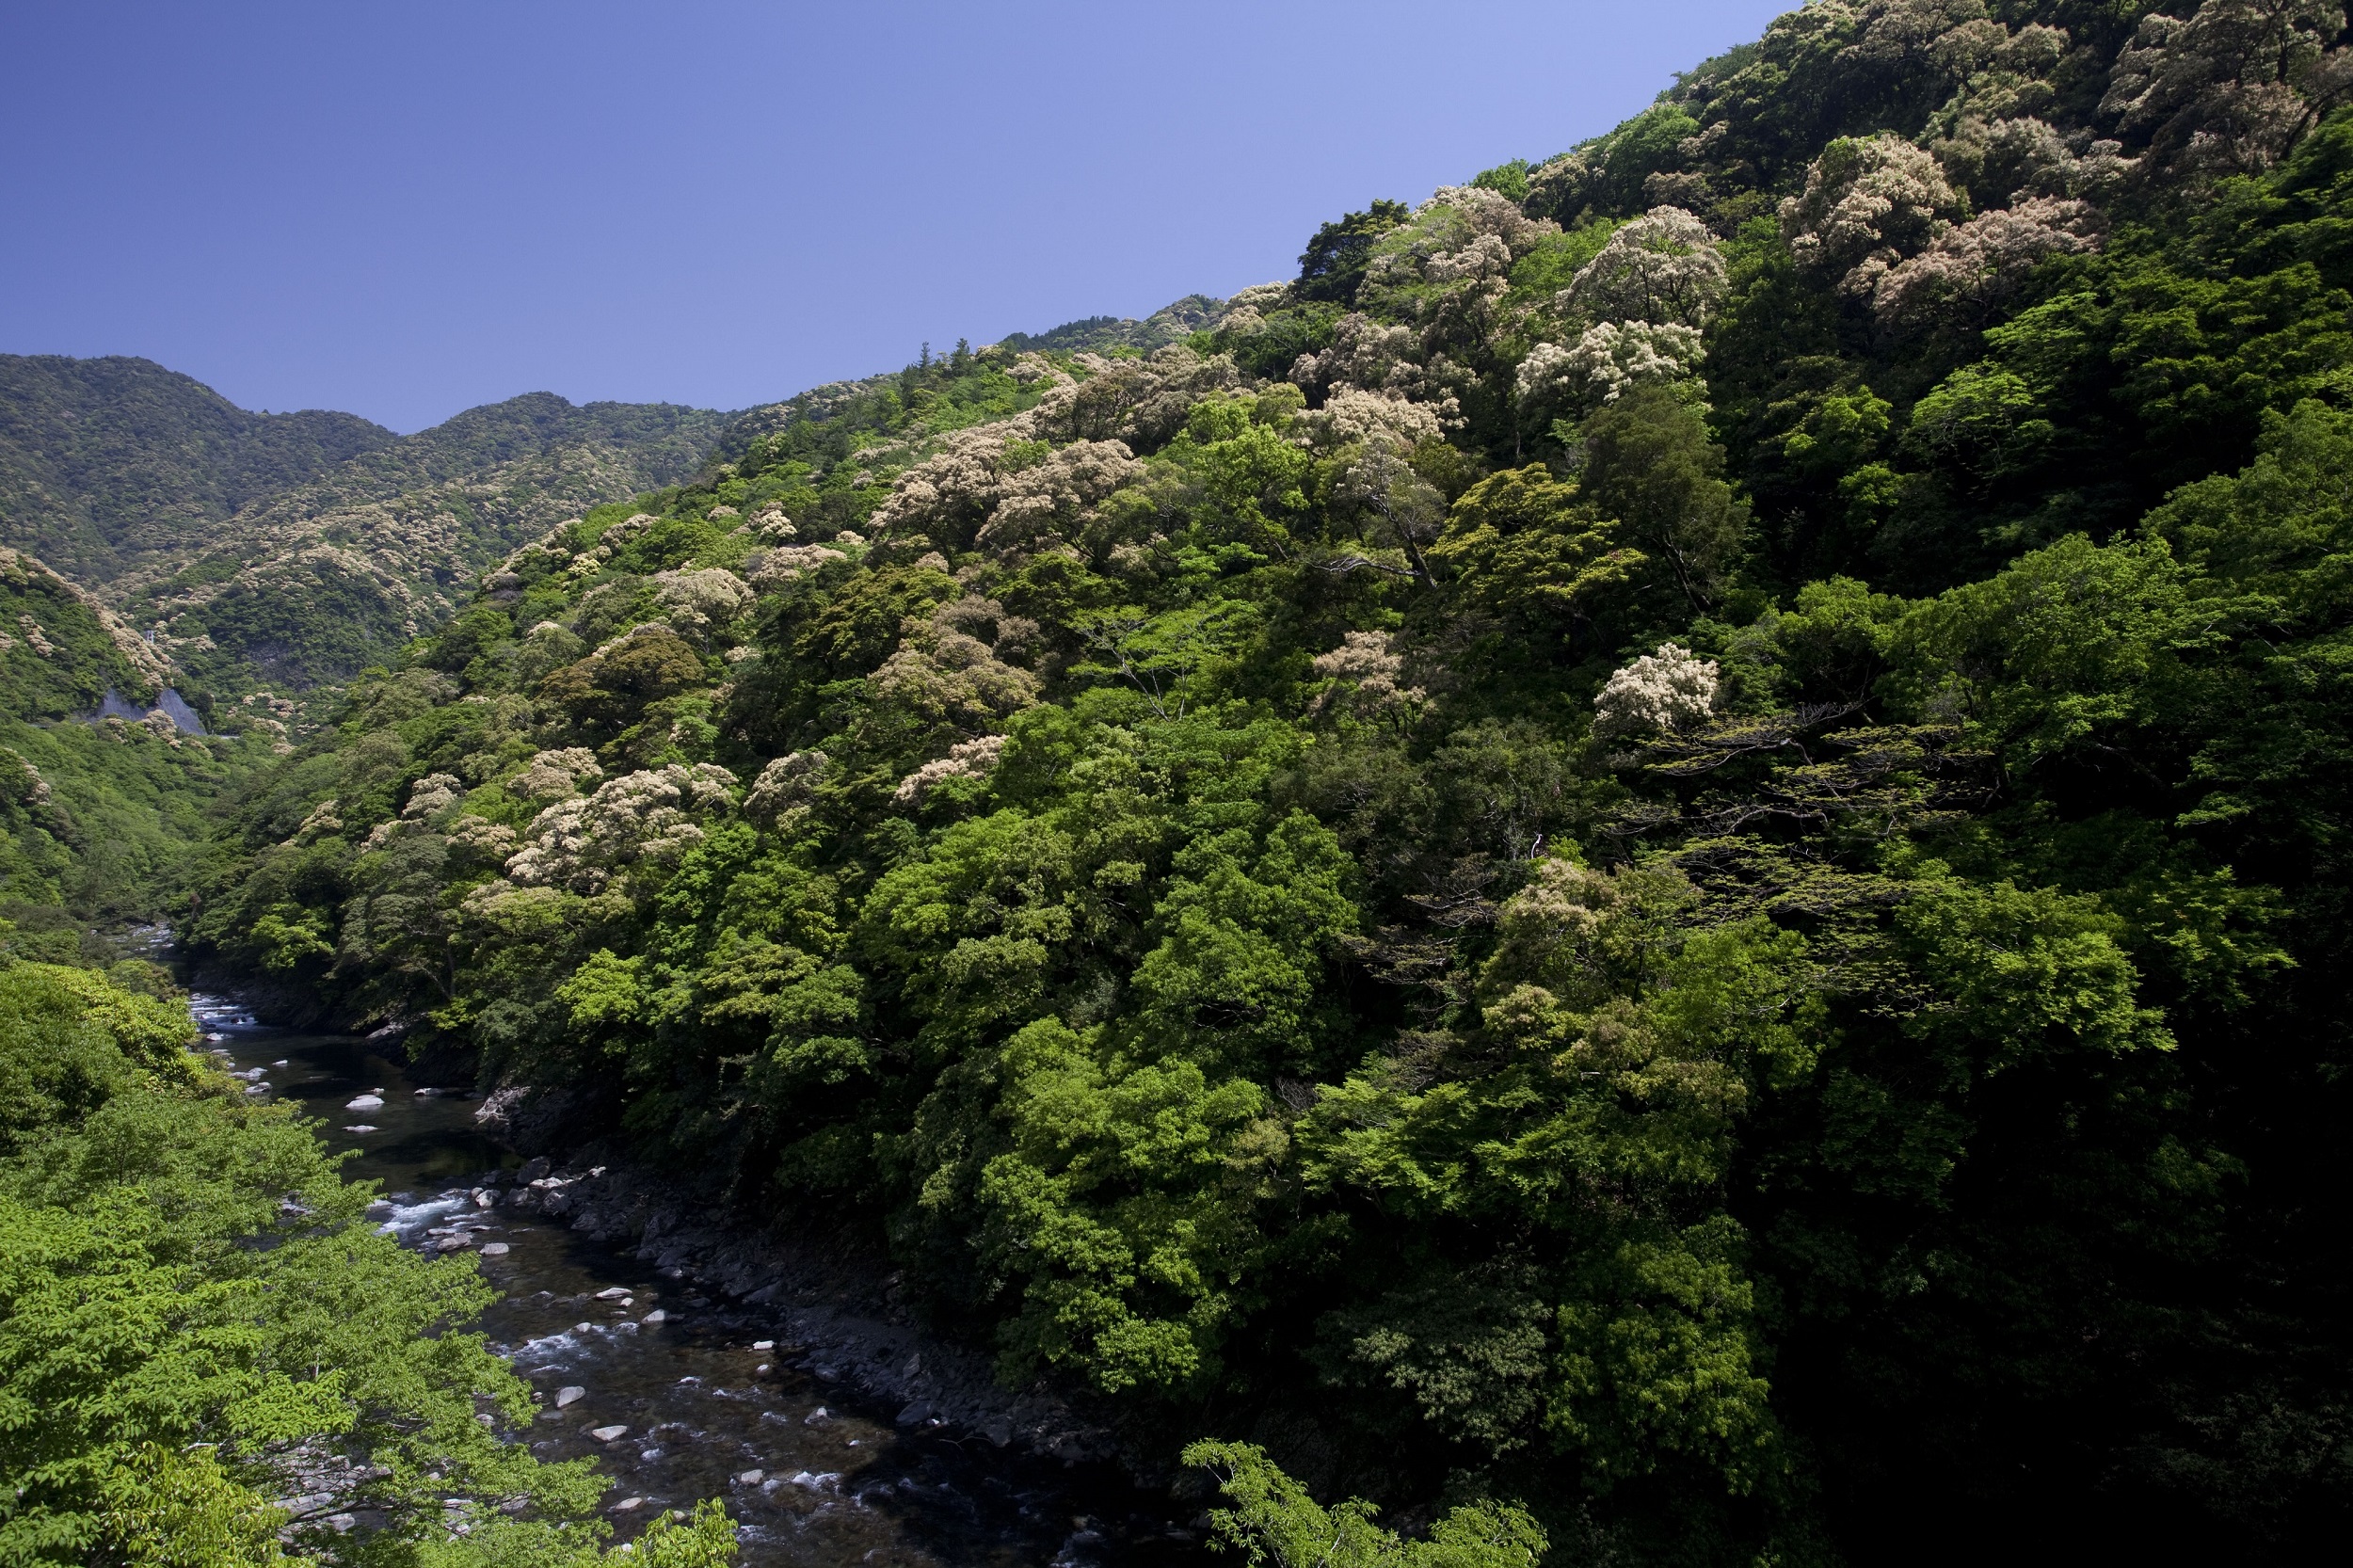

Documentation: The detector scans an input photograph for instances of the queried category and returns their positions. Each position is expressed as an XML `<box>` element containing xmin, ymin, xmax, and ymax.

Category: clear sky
<box><xmin>0</xmin><ymin>1</ymin><xmax>1792</xmax><ymax>433</ymax></box>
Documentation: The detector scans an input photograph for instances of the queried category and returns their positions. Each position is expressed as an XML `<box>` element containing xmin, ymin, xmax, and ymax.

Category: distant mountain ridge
<box><xmin>0</xmin><ymin>357</ymin><xmax>735</xmax><ymax>708</ymax></box>
<box><xmin>0</xmin><ymin>354</ymin><xmax>392</xmax><ymax>582</ymax></box>
<box><xmin>114</xmin><ymin>391</ymin><xmax>733</xmax><ymax>700</ymax></box>
<box><xmin>994</xmin><ymin>293</ymin><xmax>1229</xmax><ymax>356</ymax></box>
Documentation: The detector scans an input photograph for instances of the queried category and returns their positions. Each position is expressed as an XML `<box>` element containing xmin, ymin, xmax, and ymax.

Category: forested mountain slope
<box><xmin>112</xmin><ymin>392</ymin><xmax>733</xmax><ymax>704</ymax></box>
<box><xmin>187</xmin><ymin>2</ymin><xmax>2353</xmax><ymax>1561</ymax></box>
<box><xmin>0</xmin><ymin>546</ymin><xmax>266</xmax><ymax>947</ymax></box>
<box><xmin>1</xmin><ymin>354</ymin><xmax>734</xmax><ymax>708</ymax></box>
<box><xmin>0</xmin><ymin>354</ymin><xmax>392</xmax><ymax>581</ymax></box>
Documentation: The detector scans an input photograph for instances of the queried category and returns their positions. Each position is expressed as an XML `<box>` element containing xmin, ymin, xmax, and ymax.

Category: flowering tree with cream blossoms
<box><xmin>1562</xmin><ymin>205</ymin><xmax>1728</xmax><ymax>328</ymax></box>
<box><xmin>1781</xmin><ymin>133</ymin><xmax>1969</xmax><ymax>297</ymax></box>
<box><xmin>1593</xmin><ymin>642</ymin><xmax>1720</xmax><ymax>735</ymax></box>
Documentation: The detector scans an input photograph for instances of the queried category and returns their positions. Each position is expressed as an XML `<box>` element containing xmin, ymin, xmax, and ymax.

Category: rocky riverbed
<box><xmin>192</xmin><ymin>998</ymin><xmax>1205</xmax><ymax>1566</ymax></box>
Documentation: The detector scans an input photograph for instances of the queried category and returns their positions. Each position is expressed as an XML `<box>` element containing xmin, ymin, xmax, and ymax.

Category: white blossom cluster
<box><xmin>1781</xmin><ymin>134</ymin><xmax>1968</xmax><ymax>298</ymax></box>
<box><xmin>650</xmin><ymin>567</ymin><xmax>754</xmax><ymax>641</ymax></box>
<box><xmin>1593</xmin><ymin>643</ymin><xmax>1721</xmax><ymax>736</ymax></box>
<box><xmin>1323</xmin><ymin>186</ymin><xmax>1564</xmax><ymax>421</ymax></box>
<box><xmin>744</xmin><ymin>749</ymin><xmax>829</xmax><ymax>820</ymax></box>
<box><xmin>443</xmin><ymin>813</ymin><xmax>519</xmax><ymax>865</ymax></box>
<box><xmin>285</xmin><ymin>799</ymin><xmax>344</xmax><ymax>847</ymax></box>
<box><xmin>1850</xmin><ymin>0</ymin><xmax>1999</xmax><ymax>62</ymax></box>
<box><xmin>866</xmin><ymin>416</ymin><xmax>1152</xmax><ymax>567</ymax></box>
<box><xmin>504</xmin><ymin>762</ymin><xmax>738</xmax><ymax>894</ymax></box>
<box><xmin>1934</xmin><ymin>116</ymin><xmax>2137</xmax><ymax>206</ymax></box>
<box><xmin>1310</xmin><ymin>630</ymin><xmax>1427</xmax><ymax>720</ymax></box>
<box><xmin>508</xmin><ymin>747</ymin><xmax>604</xmax><ymax>802</ymax></box>
<box><xmin>1519</xmin><ymin>322</ymin><xmax>1706</xmax><ymax>418</ymax></box>
<box><xmin>1042</xmin><ymin>347</ymin><xmax>1246</xmax><ymax>448</ymax></box>
<box><xmin>362</xmin><ymin>772</ymin><xmax>469</xmax><ymax>851</ymax></box>
<box><xmin>1289</xmin><ymin>313</ymin><xmax>1444</xmax><ymax>407</ymax></box>
<box><xmin>1293</xmin><ymin>387</ymin><xmax>1447</xmax><ymax>456</ymax></box>
<box><xmin>1213</xmin><ymin>281</ymin><xmax>1296</xmax><ymax>341</ymax></box>
<box><xmin>893</xmin><ymin>734</ymin><xmax>1009</xmax><ymax>805</ymax></box>
<box><xmin>1870</xmin><ymin>195</ymin><xmax>2105</xmax><ymax>335</ymax></box>
<box><xmin>1919</xmin><ymin>14</ymin><xmax>2073</xmax><ymax>149</ymax></box>
<box><xmin>976</xmin><ymin>440</ymin><xmax>1146</xmax><ymax>555</ymax></box>
<box><xmin>2102</xmin><ymin>0</ymin><xmax>2353</xmax><ymax>173</ymax></box>
<box><xmin>402</xmin><ymin>773</ymin><xmax>465</xmax><ymax>820</ymax></box>
<box><xmin>1363</xmin><ymin>186</ymin><xmax>1558</xmax><ymax>296</ymax></box>
<box><xmin>865</xmin><ymin>426</ymin><xmax>1013</xmax><ymax>549</ymax></box>
<box><xmin>746</xmin><ymin>543</ymin><xmax>851</xmax><ymax>588</ymax></box>
<box><xmin>4</xmin><ymin>750</ymin><xmax>52</xmax><ymax>808</ymax></box>
<box><xmin>493</xmin><ymin>520</ymin><xmax>578</xmax><ymax>581</ymax></box>
<box><xmin>1494</xmin><ymin>855</ymin><xmax>1625</xmax><ymax>959</ymax></box>
<box><xmin>1563</xmin><ymin>206</ymin><xmax>1728</xmax><ymax>328</ymax></box>
<box><xmin>871</xmin><ymin>595</ymin><xmax>1042</xmax><ymax>728</ymax></box>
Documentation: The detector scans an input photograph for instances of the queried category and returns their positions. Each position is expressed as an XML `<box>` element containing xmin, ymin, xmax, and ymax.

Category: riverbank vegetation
<box><xmin>0</xmin><ymin>954</ymin><xmax>742</xmax><ymax>1565</ymax></box>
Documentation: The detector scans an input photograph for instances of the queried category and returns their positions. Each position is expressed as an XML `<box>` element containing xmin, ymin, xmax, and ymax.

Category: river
<box><xmin>189</xmin><ymin>998</ymin><xmax>1204</xmax><ymax>1567</ymax></box>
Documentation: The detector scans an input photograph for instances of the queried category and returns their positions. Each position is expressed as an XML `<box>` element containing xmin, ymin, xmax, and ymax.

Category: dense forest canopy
<box><xmin>13</xmin><ymin>0</ymin><xmax>2353</xmax><ymax>1561</ymax></box>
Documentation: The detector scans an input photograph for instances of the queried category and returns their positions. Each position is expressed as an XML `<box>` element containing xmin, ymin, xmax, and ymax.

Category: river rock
<box><xmin>751</xmin><ymin>1339</ymin><xmax>775</xmax><ymax>1351</ymax></box>
<box><xmin>894</xmin><ymin>1400</ymin><xmax>934</xmax><ymax>1426</ymax></box>
<box><xmin>342</xmin><ymin>1124</ymin><xmax>377</xmax><ymax>1133</ymax></box>
<box><xmin>613</xmin><ymin>1496</ymin><xmax>643</xmax><ymax>1512</ymax></box>
<box><xmin>479</xmin><ymin>1242</ymin><xmax>510</xmax><ymax>1256</ymax></box>
<box><xmin>735</xmin><ymin>1469</ymin><xmax>763</xmax><ymax>1485</ymax></box>
<box><xmin>594</xmin><ymin>1287</ymin><xmax>631</xmax><ymax>1301</ymax></box>
<box><xmin>344</xmin><ymin>1096</ymin><xmax>384</xmax><ymax>1112</ymax></box>
<box><xmin>555</xmin><ymin>1385</ymin><xmax>585</xmax><ymax>1408</ymax></box>
<box><xmin>588</xmin><ymin>1425</ymin><xmax>630</xmax><ymax>1443</ymax></box>
<box><xmin>641</xmin><ymin>1309</ymin><xmax>665</xmax><ymax>1323</ymax></box>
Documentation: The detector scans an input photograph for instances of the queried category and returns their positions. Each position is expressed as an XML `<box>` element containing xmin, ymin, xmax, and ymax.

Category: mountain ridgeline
<box><xmin>0</xmin><ymin>355</ymin><xmax>734</xmax><ymax>710</ymax></box>
<box><xmin>0</xmin><ymin>354</ymin><xmax>393</xmax><ymax>582</ymax></box>
<box><xmin>19</xmin><ymin>0</ymin><xmax>2353</xmax><ymax>1562</ymax></box>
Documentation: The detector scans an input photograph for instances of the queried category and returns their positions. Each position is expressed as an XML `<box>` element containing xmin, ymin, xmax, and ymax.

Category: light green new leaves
<box><xmin>978</xmin><ymin>1019</ymin><xmax>1272</xmax><ymax>1393</ymax></box>
<box><xmin>1183</xmin><ymin>1441</ymin><xmax>1545</xmax><ymax>1568</ymax></box>
<box><xmin>0</xmin><ymin>963</ymin><xmax>618</xmax><ymax>1564</ymax></box>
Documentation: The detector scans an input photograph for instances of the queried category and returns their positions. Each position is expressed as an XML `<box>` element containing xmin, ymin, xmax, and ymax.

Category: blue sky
<box><xmin>0</xmin><ymin>1</ymin><xmax>1791</xmax><ymax>432</ymax></box>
